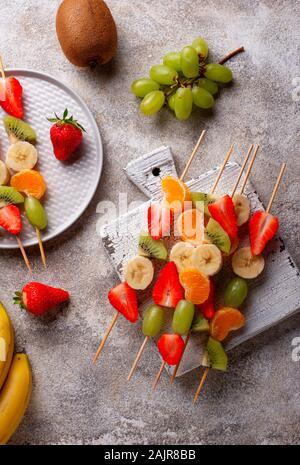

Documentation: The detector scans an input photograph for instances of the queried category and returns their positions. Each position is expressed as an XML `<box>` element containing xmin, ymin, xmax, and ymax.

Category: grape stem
<box><xmin>219</xmin><ymin>46</ymin><xmax>245</xmax><ymax>65</ymax></box>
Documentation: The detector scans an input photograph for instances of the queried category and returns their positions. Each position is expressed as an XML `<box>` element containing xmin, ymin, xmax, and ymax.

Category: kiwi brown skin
<box><xmin>56</xmin><ymin>0</ymin><xmax>118</xmax><ymax>68</ymax></box>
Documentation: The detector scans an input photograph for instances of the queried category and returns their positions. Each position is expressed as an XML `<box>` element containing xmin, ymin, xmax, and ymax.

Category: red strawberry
<box><xmin>0</xmin><ymin>77</ymin><xmax>24</xmax><ymax>118</ymax></box>
<box><xmin>208</xmin><ymin>195</ymin><xmax>238</xmax><ymax>239</ymax></box>
<box><xmin>198</xmin><ymin>279</ymin><xmax>215</xmax><ymax>320</ymax></box>
<box><xmin>108</xmin><ymin>282</ymin><xmax>138</xmax><ymax>323</ymax></box>
<box><xmin>14</xmin><ymin>282</ymin><xmax>70</xmax><ymax>316</ymax></box>
<box><xmin>152</xmin><ymin>261</ymin><xmax>184</xmax><ymax>308</ymax></box>
<box><xmin>148</xmin><ymin>203</ymin><xmax>173</xmax><ymax>240</ymax></box>
<box><xmin>157</xmin><ymin>334</ymin><xmax>185</xmax><ymax>365</ymax></box>
<box><xmin>249</xmin><ymin>210</ymin><xmax>279</xmax><ymax>255</ymax></box>
<box><xmin>47</xmin><ymin>108</ymin><xmax>85</xmax><ymax>161</ymax></box>
<box><xmin>0</xmin><ymin>204</ymin><xmax>22</xmax><ymax>235</ymax></box>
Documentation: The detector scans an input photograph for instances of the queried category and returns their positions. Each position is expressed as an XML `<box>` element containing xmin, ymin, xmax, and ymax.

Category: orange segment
<box><xmin>11</xmin><ymin>169</ymin><xmax>47</xmax><ymax>199</ymax></box>
<box><xmin>179</xmin><ymin>268</ymin><xmax>210</xmax><ymax>304</ymax></box>
<box><xmin>210</xmin><ymin>307</ymin><xmax>245</xmax><ymax>341</ymax></box>
<box><xmin>161</xmin><ymin>176</ymin><xmax>191</xmax><ymax>210</ymax></box>
<box><xmin>176</xmin><ymin>208</ymin><xmax>204</xmax><ymax>245</ymax></box>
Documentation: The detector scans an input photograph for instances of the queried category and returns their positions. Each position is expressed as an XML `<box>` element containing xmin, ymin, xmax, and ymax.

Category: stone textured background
<box><xmin>0</xmin><ymin>0</ymin><xmax>299</xmax><ymax>445</ymax></box>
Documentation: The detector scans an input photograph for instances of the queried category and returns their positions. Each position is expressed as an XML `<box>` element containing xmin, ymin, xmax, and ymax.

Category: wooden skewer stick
<box><xmin>93</xmin><ymin>312</ymin><xmax>119</xmax><ymax>364</ymax></box>
<box><xmin>266</xmin><ymin>163</ymin><xmax>286</xmax><ymax>213</ymax></box>
<box><xmin>152</xmin><ymin>359</ymin><xmax>166</xmax><ymax>390</ymax></box>
<box><xmin>0</xmin><ymin>56</ymin><xmax>5</xmax><ymax>80</ymax></box>
<box><xmin>127</xmin><ymin>336</ymin><xmax>149</xmax><ymax>381</ymax></box>
<box><xmin>231</xmin><ymin>145</ymin><xmax>253</xmax><ymax>197</ymax></box>
<box><xmin>211</xmin><ymin>144</ymin><xmax>234</xmax><ymax>194</ymax></box>
<box><xmin>16</xmin><ymin>236</ymin><xmax>32</xmax><ymax>273</ymax></box>
<box><xmin>180</xmin><ymin>130</ymin><xmax>206</xmax><ymax>181</ymax></box>
<box><xmin>170</xmin><ymin>332</ymin><xmax>190</xmax><ymax>384</ymax></box>
<box><xmin>193</xmin><ymin>367</ymin><xmax>210</xmax><ymax>404</ymax></box>
<box><xmin>36</xmin><ymin>228</ymin><xmax>47</xmax><ymax>268</ymax></box>
<box><xmin>239</xmin><ymin>144</ymin><xmax>260</xmax><ymax>195</ymax></box>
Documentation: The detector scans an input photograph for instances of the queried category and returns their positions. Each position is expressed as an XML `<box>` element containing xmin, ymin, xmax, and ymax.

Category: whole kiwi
<box><xmin>56</xmin><ymin>0</ymin><xmax>117</xmax><ymax>67</ymax></box>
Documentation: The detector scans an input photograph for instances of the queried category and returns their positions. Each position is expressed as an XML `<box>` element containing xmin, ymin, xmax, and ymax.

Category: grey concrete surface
<box><xmin>0</xmin><ymin>0</ymin><xmax>299</xmax><ymax>445</ymax></box>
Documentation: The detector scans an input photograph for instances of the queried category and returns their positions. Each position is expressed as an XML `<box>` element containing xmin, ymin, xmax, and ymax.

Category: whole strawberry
<box><xmin>14</xmin><ymin>282</ymin><xmax>70</xmax><ymax>316</ymax></box>
<box><xmin>47</xmin><ymin>108</ymin><xmax>85</xmax><ymax>161</ymax></box>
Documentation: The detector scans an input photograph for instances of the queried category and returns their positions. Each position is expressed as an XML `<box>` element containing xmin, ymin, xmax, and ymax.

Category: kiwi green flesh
<box><xmin>138</xmin><ymin>233</ymin><xmax>167</xmax><ymax>260</ymax></box>
<box><xmin>191</xmin><ymin>312</ymin><xmax>209</xmax><ymax>333</ymax></box>
<box><xmin>191</xmin><ymin>192</ymin><xmax>216</xmax><ymax>217</ymax></box>
<box><xmin>0</xmin><ymin>186</ymin><xmax>24</xmax><ymax>207</ymax></box>
<box><xmin>206</xmin><ymin>337</ymin><xmax>228</xmax><ymax>371</ymax></box>
<box><xmin>206</xmin><ymin>218</ymin><xmax>231</xmax><ymax>254</ymax></box>
<box><xmin>3</xmin><ymin>116</ymin><xmax>37</xmax><ymax>143</ymax></box>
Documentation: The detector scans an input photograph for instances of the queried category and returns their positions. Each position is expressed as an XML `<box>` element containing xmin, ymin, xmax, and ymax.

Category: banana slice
<box><xmin>192</xmin><ymin>243</ymin><xmax>222</xmax><ymax>276</ymax></box>
<box><xmin>232</xmin><ymin>246</ymin><xmax>265</xmax><ymax>279</ymax></box>
<box><xmin>0</xmin><ymin>161</ymin><xmax>10</xmax><ymax>186</ymax></box>
<box><xmin>6</xmin><ymin>141</ymin><xmax>38</xmax><ymax>172</ymax></box>
<box><xmin>170</xmin><ymin>241</ymin><xmax>195</xmax><ymax>272</ymax></box>
<box><xmin>233</xmin><ymin>194</ymin><xmax>250</xmax><ymax>226</ymax></box>
<box><xmin>124</xmin><ymin>256</ymin><xmax>154</xmax><ymax>290</ymax></box>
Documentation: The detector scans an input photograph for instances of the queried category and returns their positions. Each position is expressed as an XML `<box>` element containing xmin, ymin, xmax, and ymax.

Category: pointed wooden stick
<box><xmin>127</xmin><ymin>336</ymin><xmax>149</xmax><ymax>381</ymax></box>
<box><xmin>93</xmin><ymin>312</ymin><xmax>119</xmax><ymax>364</ymax></box>
<box><xmin>0</xmin><ymin>56</ymin><xmax>5</xmax><ymax>80</ymax></box>
<box><xmin>16</xmin><ymin>236</ymin><xmax>32</xmax><ymax>273</ymax></box>
<box><xmin>152</xmin><ymin>360</ymin><xmax>165</xmax><ymax>390</ymax></box>
<box><xmin>211</xmin><ymin>144</ymin><xmax>234</xmax><ymax>194</ymax></box>
<box><xmin>266</xmin><ymin>163</ymin><xmax>286</xmax><ymax>214</ymax></box>
<box><xmin>180</xmin><ymin>130</ymin><xmax>206</xmax><ymax>181</ymax></box>
<box><xmin>239</xmin><ymin>144</ymin><xmax>260</xmax><ymax>195</ymax></box>
<box><xmin>36</xmin><ymin>228</ymin><xmax>46</xmax><ymax>268</ymax></box>
<box><xmin>170</xmin><ymin>332</ymin><xmax>190</xmax><ymax>384</ymax></box>
<box><xmin>231</xmin><ymin>145</ymin><xmax>253</xmax><ymax>197</ymax></box>
<box><xmin>193</xmin><ymin>367</ymin><xmax>210</xmax><ymax>404</ymax></box>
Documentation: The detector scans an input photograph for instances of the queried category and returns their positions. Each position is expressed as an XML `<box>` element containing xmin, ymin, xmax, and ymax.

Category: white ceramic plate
<box><xmin>0</xmin><ymin>69</ymin><xmax>103</xmax><ymax>249</ymax></box>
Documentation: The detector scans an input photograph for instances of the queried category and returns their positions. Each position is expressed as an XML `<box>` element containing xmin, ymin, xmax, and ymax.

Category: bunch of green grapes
<box><xmin>131</xmin><ymin>38</ymin><xmax>233</xmax><ymax>120</ymax></box>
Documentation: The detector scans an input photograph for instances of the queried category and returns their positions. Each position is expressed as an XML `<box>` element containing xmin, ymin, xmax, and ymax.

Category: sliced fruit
<box><xmin>205</xmin><ymin>218</ymin><xmax>231</xmax><ymax>254</ymax></box>
<box><xmin>172</xmin><ymin>299</ymin><xmax>195</xmax><ymax>335</ymax></box>
<box><xmin>138</xmin><ymin>232</ymin><xmax>167</xmax><ymax>260</ymax></box>
<box><xmin>179</xmin><ymin>268</ymin><xmax>210</xmax><ymax>305</ymax></box>
<box><xmin>208</xmin><ymin>195</ymin><xmax>238</xmax><ymax>239</ymax></box>
<box><xmin>249</xmin><ymin>210</ymin><xmax>279</xmax><ymax>256</ymax></box>
<box><xmin>10</xmin><ymin>169</ymin><xmax>46</xmax><ymax>199</ymax></box>
<box><xmin>192</xmin><ymin>243</ymin><xmax>222</xmax><ymax>276</ymax></box>
<box><xmin>0</xmin><ymin>303</ymin><xmax>14</xmax><ymax>390</ymax></box>
<box><xmin>191</xmin><ymin>311</ymin><xmax>210</xmax><ymax>332</ymax></box>
<box><xmin>147</xmin><ymin>202</ymin><xmax>173</xmax><ymax>240</ymax></box>
<box><xmin>3</xmin><ymin>116</ymin><xmax>37</xmax><ymax>144</ymax></box>
<box><xmin>198</xmin><ymin>278</ymin><xmax>215</xmax><ymax>320</ymax></box>
<box><xmin>124</xmin><ymin>256</ymin><xmax>154</xmax><ymax>291</ymax></box>
<box><xmin>0</xmin><ymin>205</ymin><xmax>22</xmax><ymax>235</ymax></box>
<box><xmin>210</xmin><ymin>307</ymin><xmax>245</xmax><ymax>341</ymax></box>
<box><xmin>224</xmin><ymin>277</ymin><xmax>248</xmax><ymax>308</ymax></box>
<box><xmin>169</xmin><ymin>241</ymin><xmax>194</xmax><ymax>273</ymax></box>
<box><xmin>157</xmin><ymin>334</ymin><xmax>185</xmax><ymax>365</ymax></box>
<box><xmin>152</xmin><ymin>262</ymin><xmax>184</xmax><ymax>308</ymax></box>
<box><xmin>6</xmin><ymin>141</ymin><xmax>38</xmax><ymax>172</ymax></box>
<box><xmin>0</xmin><ymin>186</ymin><xmax>24</xmax><ymax>208</ymax></box>
<box><xmin>0</xmin><ymin>161</ymin><xmax>10</xmax><ymax>186</ymax></box>
<box><xmin>176</xmin><ymin>208</ymin><xmax>204</xmax><ymax>245</ymax></box>
<box><xmin>206</xmin><ymin>337</ymin><xmax>228</xmax><ymax>371</ymax></box>
<box><xmin>161</xmin><ymin>175</ymin><xmax>191</xmax><ymax>211</ymax></box>
<box><xmin>191</xmin><ymin>192</ymin><xmax>217</xmax><ymax>217</ymax></box>
<box><xmin>0</xmin><ymin>76</ymin><xmax>24</xmax><ymax>119</ymax></box>
<box><xmin>24</xmin><ymin>197</ymin><xmax>48</xmax><ymax>230</ymax></box>
<box><xmin>108</xmin><ymin>282</ymin><xmax>138</xmax><ymax>323</ymax></box>
<box><xmin>232</xmin><ymin>246</ymin><xmax>265</xmax><ymax>279</ymax></box>
<box><xmin>233</xmin><ymin>194</ymin><xmax>250</xmax><ymax>226</ymax></box>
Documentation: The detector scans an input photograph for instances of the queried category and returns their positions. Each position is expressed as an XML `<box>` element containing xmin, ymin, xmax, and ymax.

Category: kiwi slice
<box><xmin>191</xmin><ymin>192</ymin><xmax>216</xmax><ymax>217</ymax></box>
<box><xmin>205</xmin><ymin>218</ymin><xmax>231</xmax><ymax>254</ymax></box>
<box><xmin>206</xmin><ymin>336</ymin><xmax>228</xmax><ymax>371</ymax></box>
<box><xmin>3</xmin><ymin>116</ymin><xmax>37</xmax><ymax>143</ymax></box>
<box><xmin>191</xmin><ymin>312</ymin><xmax>209</xmax><ymax>333</ymax></box>
<box><xmin>138</xmin><ymin>232</ymin><xmax>168</xmax><ymax>260</ymax></box>
<box><xmin>0</xmin><ymin>186</ymin><xmax>24</xmax><ymax>208</ymax></box>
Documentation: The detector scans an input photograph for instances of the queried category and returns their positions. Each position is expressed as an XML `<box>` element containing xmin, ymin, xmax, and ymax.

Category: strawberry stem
<box><xmin>47</xmin><ymin>108</ymin><xmax>86</xmax><ymax>132</ymax></box>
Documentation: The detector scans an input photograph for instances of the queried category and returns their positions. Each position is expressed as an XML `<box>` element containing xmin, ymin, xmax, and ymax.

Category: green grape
<box><xmin>131</xmin><ymin>78</ymin><xmax>160</xmax><ymax>98</ymax></box>
<box><xmin>192</xmin><ymin>86</ymin><xmax>214</xmax><ymax>109</ymax></box>
<box><xmin>180</xmin><ymin>46</ymin><xmax>199</xmax><ymax>78</ymax></box>
<box><xmin>25</xmin><ymin>196</ymin><xmax>47</xmax><ymax>230</ymax></box>
<box><xmin>150</xmin><ymin>65</ymin><xmax>178</xmax><ymax>85</ymax></box>
<box><xmin>224</xmin><ymin>277</ymin><xmax>248</xmax><ymax>308</ymax></box>
<box><xmin>168</xmin><ymin>93</ymin><xmax>176</xmax><ymax>111</ymax></box>
<box><xmin>191</xmin><ymin>37</ymin><xmax>209</xmax><ymax>59</ymax></box>
<box><xmin>172</xmin><ymin>300</ymin><xmax>195</xmax><ymax>335</ymax></box>
<box><xmin>142</xmin><ymin>305</ymin><xmax>164</xmax><ymax>337</ymax></box>
<box><xmin>140</xmin><ymin>90</ymin><xmax>165</xmax><ymax>116</ymax></box>
<box><xmin>197</xmin><ymin>78</ymin><xmax>218</xmax><ymax>95</ymax></box>
<box><xmin>163</xmin><ymin>52</ymin><xmax>182</xmax><ymax>72</ymax></box>
<box><xmin>174</xmin><ymin>87</ymin><xmax>193</xmax><ymax>120</ymax></box>
<box><xmin>204</xmin><ymin>63</ymin><xmax>233</xmax><ymax>83</ymax></box>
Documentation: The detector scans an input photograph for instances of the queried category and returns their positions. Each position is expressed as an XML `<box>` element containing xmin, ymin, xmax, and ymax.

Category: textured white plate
<box><xmin>0</xmin><ymin>69</ymin><xmax>103</xmax><ymax>249</ymax></box>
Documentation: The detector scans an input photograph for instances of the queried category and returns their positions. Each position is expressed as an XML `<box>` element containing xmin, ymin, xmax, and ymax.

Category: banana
<box><xmin>170</xmin><ymin>241</ymin><xmax>195</xmax><ymax>272</ymax></box>
<box><xmin>6</xmin><ymin>141</ymin><xmax>38</xmax><ymax>172</ymax></box>
<box><xmin>0</xmin><ymin>161</ymin><xmax>10</xmax><ymax>186</ymax></box>
<box><xmin>124</xmin><ymin>256</ymin><xmax>154</xmax><ymax>290</ymax></box>
<box><xmin>192</xmin><ymin>243</ymin><xmax>222</xmax><ymax>276</ymax></box>
<box><xmin>0</xmin><ymin>354</ymin><xmax>32</xmax><ymax>445</ymax></box>
<box><xmin>233</xmin><ymin>194</ymin><xmax>250</xmax><ymax>226</ymax></box>
<box><xmin>232</xmin><ymin>246</ymin><xmax>265</xmax><ymax>279</ymax></box>
<box><xmin>0</xmin><ymin>303</ymin><xmax>14</xmax><ymax>390</ymax></box>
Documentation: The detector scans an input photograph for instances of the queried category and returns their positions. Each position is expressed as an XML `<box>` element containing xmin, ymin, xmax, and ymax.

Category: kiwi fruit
<box><xmin>191</xmin><ymin>192</ymin><xmax>216</xmax><ymax>217</ymax></box>
<box><xmin>56</xmin><ymin>0</ymin><xmax>117</xmax><ymax>68</ymax></box>
<box><xmin>191</xmin><ymin>312</ymin><xmax>209</xmax><ymax>333</ymax></box>
<box><xmin>206</xmin><ymin>218</ymin><xmax>231</xmax><ymax>254</ymax></box>
<box><xmin>206</xmin><ymin>337</ymin><xmax>228</xmax><ymax>371</ymax></box>
<box><xmin>0</xmin><ymin>186</ymin><xmax>24</xmax><ymax>208</ymax></box>
<box><xmin>4</xmin><ymin>116</ymin><xmax>37</xmax><ymax>143</ymax></box>
<box><xmin>138</xmin><ymin>232</ymin><xmax>168</xmax><ymax>260</ymax></box>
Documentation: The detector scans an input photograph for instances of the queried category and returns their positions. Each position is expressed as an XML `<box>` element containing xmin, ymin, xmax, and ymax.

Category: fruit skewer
<box><xmin>0</xmin><ymin>56</ymin><xmax>23</xmax><ymax>119</ymax></box>
<box><xmin>193</xmin><ymin>161</ymin><xmax>286</xmax><ymax>404</ymax></box>
<box><xmin>93</xmin><ymin>130</ymin><xmax>207</xmax><ymax>365</ymax></box>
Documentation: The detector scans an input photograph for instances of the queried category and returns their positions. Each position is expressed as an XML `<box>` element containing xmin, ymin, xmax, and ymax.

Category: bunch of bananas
<box><xmin>0</xmin><ymin>302</ymin><xmax>32</xmax><ymax>445</ymax></box>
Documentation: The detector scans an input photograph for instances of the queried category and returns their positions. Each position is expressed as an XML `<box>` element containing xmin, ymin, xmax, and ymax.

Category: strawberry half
<box><xmin>108</xmin><ymin>282</ymin><xmax>138</xmax><ymax>323</ymax></box>
<box><xmin>157</xmin><ymin>334</ymin><xmax>185</xmax><ymax>365</ymax></box>
<box><xmin>152</xmin><ymin>261</ymin><xmax>184</xmax><ymax>308</ymax></box>
<box><xmin>148</xmin><ymin>203</ymin><xmax>173</xmax><ymax>240</ymax></box>
<box><xmin>0</xmin><ymin>204</ymin><xmax>22</xmax><ymax>235</ymax></box>
<box><xmin>0</xmin><ymin>77</ymin><xmax>24</xmax><ymax>119</ymax></box>
<box><xmin>249</xmin><ymin>210</ymin><xmax>279</xmax><ymax>255</ymax></box>
<box><xmin>14</xmin><ymin>282</ymin><xmax>70</xmax><ymax>316</ymax></box>
<box><xmin>208</xmin><ymin>195</ymin><xmax>238</xmax><ymax>239</ymax></box>
<box><xmin>198</xmin><ymin>279</ymin><xmax>215</xmax><ymax>320</ymax></box>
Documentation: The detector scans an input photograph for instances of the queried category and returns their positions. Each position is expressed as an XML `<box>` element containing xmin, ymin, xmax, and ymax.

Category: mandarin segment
<box><xmin>161</xmin><ymin>176</ymin><xmax>191</xmax><ymax>210</ymax></box>
<box><xmin>210</xmin><ymin>307</ymin><xmax>245</xmax><ymax>341</ymax></box>
<box><xmin>10</xmin><ymin>169</ymin><xmax>47</xmax><ymax>200</ymax></box>
<box><xmin>179</xmin><ymin>267</ymin><xmax>210</xmax><ymax>304</ymax></box>
<box><xmin>176</xmin><ymin>208</ymin><xmax>204</xmax><ymax>245</ymax></box>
